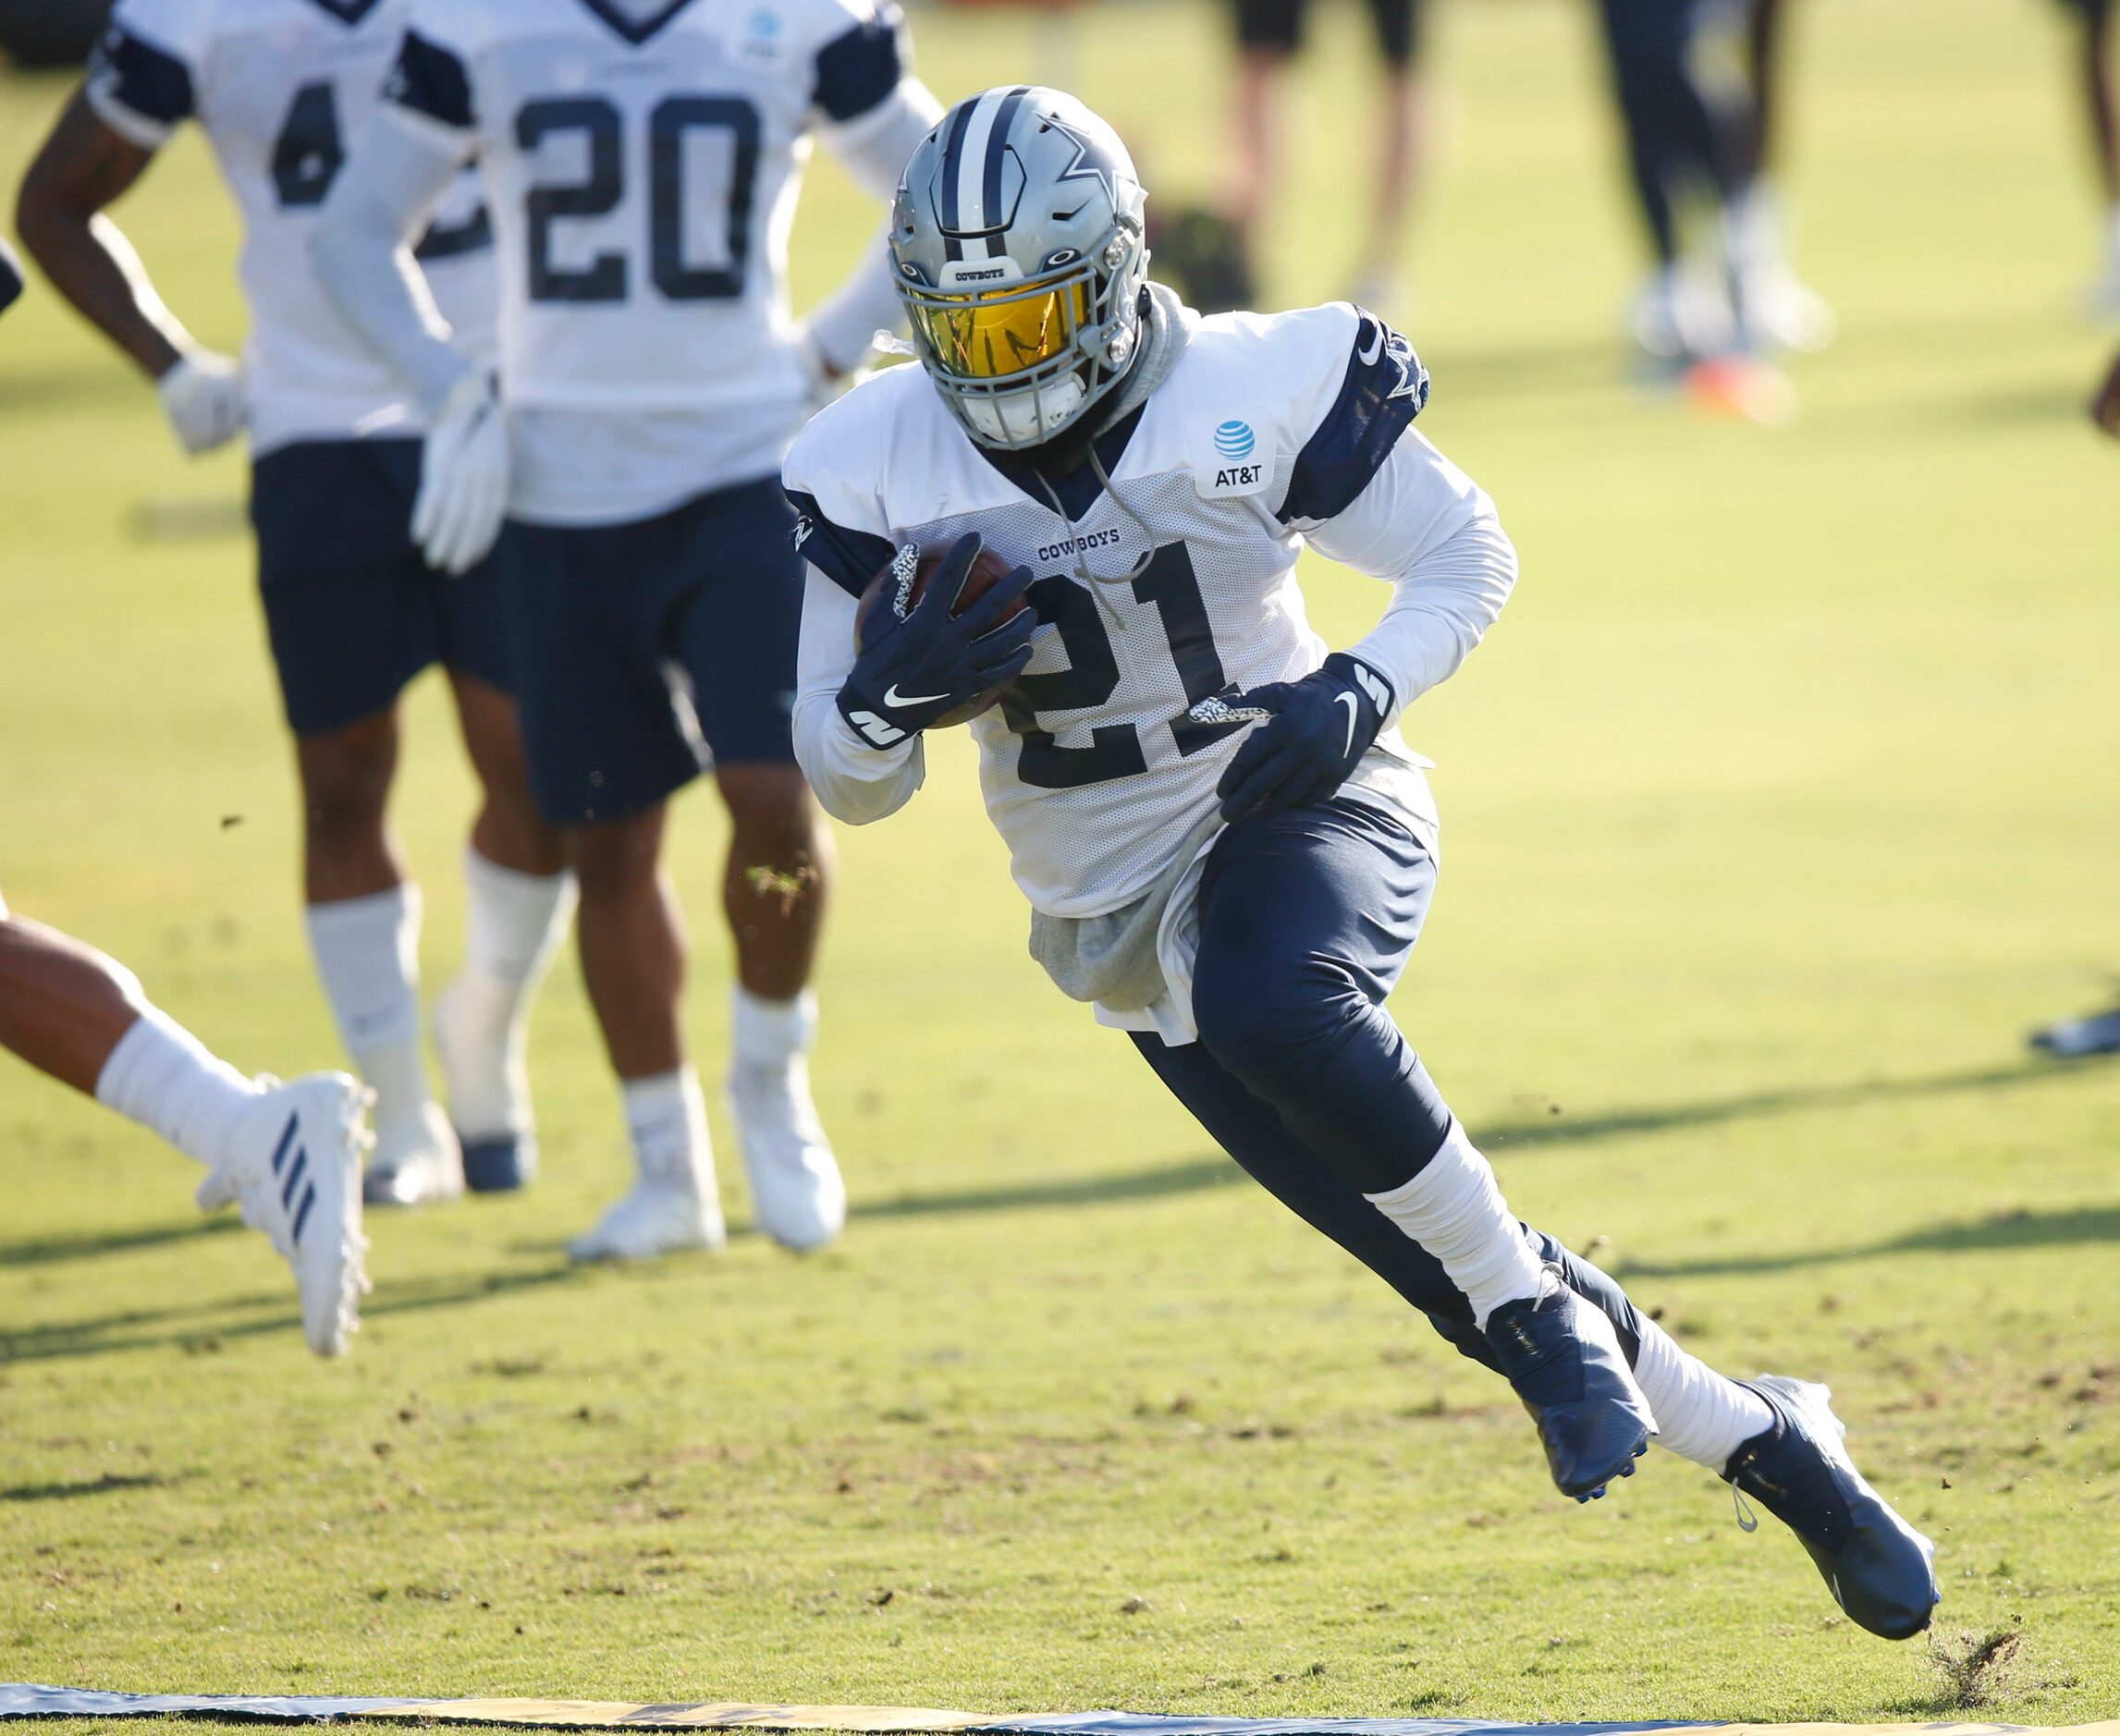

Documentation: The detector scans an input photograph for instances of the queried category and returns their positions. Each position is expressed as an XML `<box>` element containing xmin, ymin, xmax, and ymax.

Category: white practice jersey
<box><xmin>89</xmin><ymin>0</ymin><xmax>496</xmax><ymax>456</ymax></box>
<box><xmin>381</xmin><ymin>0</ymin><xmax>913</xmax><ymax>522</ymax></box>
<box><xmin>787</xmin><ymin>302</ymin><xmax>1509</xmax><ymax>920</ymax></box>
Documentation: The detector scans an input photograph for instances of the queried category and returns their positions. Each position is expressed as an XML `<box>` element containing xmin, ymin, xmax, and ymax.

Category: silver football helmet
<box><xmin>890</xmin><ymin>87</ymin><xmax>1149</xmax><ymax>451</ymax></box>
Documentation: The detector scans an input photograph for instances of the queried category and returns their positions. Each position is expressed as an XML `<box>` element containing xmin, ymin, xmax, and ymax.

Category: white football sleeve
<box><xmin>803</xmin><ymin>79</ymin><xmax>944</xmax><ymax>373</ymax></box>
<box><xmin>792</xmin><ymin>566</ymin><xmax>927</xmax><ymax>825</ymax></box>
<box><xmin>310</xmin><ymin>107</ymin><xmax>478</xmax><ymax>410</ymax></box>
<box><xmin>1303</xmin><ymin>430</ymin><xmax>1519</xmax><ymax>722</ymax></box>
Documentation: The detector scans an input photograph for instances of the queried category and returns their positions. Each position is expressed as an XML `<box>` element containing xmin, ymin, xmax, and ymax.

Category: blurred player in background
<box><xmin>2056</xmin><ymin>0</ymin><xmax>2120</xmax><ymax>311</ymax></box>
<box><xmin>2028</xmin><ymin>345</ymin><xmax>2120</xmax><ymax>1057</ymax></box>
<box><xmin>14</xmin><ymin>0</ymin><xmax>575</xmax><ymax>1211</ymax></box>
<box><xmin>0</xmin><ymin>887</ymin><xmax>369</xmax><ymax>1355</ymax></box>
<box><xmin>4</xmin><ymin>215</ymin><xmax>364</xmax><ymax>1355</ymax></box>
<box><xmin>1596</xmin><ymin>0</ymin><xmax>1830</xmax><ymax>362</ymax></box>
<box><xmin>312</xmin><ymin>0</ymin><xmax>942</xmax><ymax>1260</ymax></box>
<box><xmin>789</xmin><ymin>85</ymin><xmax>1939</xmax><ymax>1638</ymax></box>
<box><xmin>1226</xmin><ymin>0</ymin><xmax>1425</xmax><ymax>312</ymax></box>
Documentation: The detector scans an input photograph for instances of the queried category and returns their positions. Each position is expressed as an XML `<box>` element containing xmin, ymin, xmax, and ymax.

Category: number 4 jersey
<box><xmin>785</xmin><ymin>297</ymin><xmax>1521</xmax><ymax>922</ymax></box>
<box><xmin>89</xmin><ymin>0</ymin><xmax>495</xmax><ymax>455</ymax></box>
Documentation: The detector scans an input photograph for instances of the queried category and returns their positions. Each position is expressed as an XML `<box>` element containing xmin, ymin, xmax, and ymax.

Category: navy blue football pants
<box><xmin>1595</xmin><ymin>0</ymin><xmax>1750</xmax><ymax>264</ymax></box>
<box><xmin>1131</xmin><ymin>796</ymin><xmax>1646</xmax><ymax>1376</ymax></box>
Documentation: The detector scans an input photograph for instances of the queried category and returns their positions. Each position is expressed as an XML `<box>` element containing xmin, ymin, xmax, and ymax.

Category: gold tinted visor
<box><xmin>913</xmin><ymin>280</ymin><xmax>1090</xmax><ymax>380</ymax></box>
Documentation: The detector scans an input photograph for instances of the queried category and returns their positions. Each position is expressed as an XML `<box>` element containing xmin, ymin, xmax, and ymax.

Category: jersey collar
<box><xmin>296</xmin><ymin>0</ymin><xmax>385</xmax><ymax>23</ymax></box>
<box><xmin>572</xmin><ymin>0</ymin><xmax>700</xmax><ymax>45</ymax></box>
<box><xmin>974</xmin><ymin>403</ymin><xmax>1146</xmax><ymax>525</ymax></box>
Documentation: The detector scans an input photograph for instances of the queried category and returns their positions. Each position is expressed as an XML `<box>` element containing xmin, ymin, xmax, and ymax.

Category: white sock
<box><xmin>443</xmin><ymin>850</ymin><xmax>575</xmax><ymax>1135</ymax></box>
<box><xmin>95</xmin><ymin>1007</ymin><xmax>259</xmax><ymax>1169</ymax></box>
<box><xmin>1632</xmin><ymin>1314</ymin><xmax>1775</xmax><ymax>1473</ymax></box>
<box><xmin>306</xmin><ymin>885</ymin><xmax>429</xmax><ymax>1133</ymax></box>
<box><xmin>731</xmin><ymin>986</ymin><xmax>815</xmax><ymax>1071</ymax></box>
<box><xmin>1364</xmin><ymin>1123</ymin><xmax>1550</xmax><ymax>1328</ymax></box>
<box><xmin>622</xmin><ymin>1066</ymin><xmax>711</xmax><ymax>1188</ymax></box>
<box><xmin>457</xmin><ymin>849</ymin><xmax>575</xmax><ymax>1031</ymax></box>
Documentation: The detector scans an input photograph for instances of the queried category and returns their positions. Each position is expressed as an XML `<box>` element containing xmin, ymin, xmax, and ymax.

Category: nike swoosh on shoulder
<box><xmin>884</xmin><ymin>684</ymin><xmax>952</xmax><ymax>708</ymax></box>
<box><xmin>1334</xmin><ymin>690</ymin><xmax>1359</xmax><ymax>757</ymax></box>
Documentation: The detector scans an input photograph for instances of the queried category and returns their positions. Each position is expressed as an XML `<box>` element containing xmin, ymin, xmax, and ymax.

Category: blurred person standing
<box><xmin>1228</xmin><ymin>0</ymin><xmax>1428</xmax><ymax>312</ymax></box>
<box><xmin>14</xmin><ymin>0</ymin><xmax>574</xmax><ymax>1211</ymax></box>
<box><xmin>2029</xmin><ymin>351</ymin><xmax>2120</xmax><ymax>1057</ymax></box>
<box><xmin>1595</xmin><ymin>0</ymin><xmax>1829</xmax><ymax>361</ymax></box>
<box><xmin>311</xmin><ymin>0</ymin><xmax>941</xmax><ymax>1260</ymax></box>
<box><xmin>2055</xmin><ymin>0</ymin><xmax>2120</xmax><ymax>312</ymax></box>
<box><xmin>1</xmin><ymin>219</ymin><xmax>366</xmax><ymax>1356</ymax></box>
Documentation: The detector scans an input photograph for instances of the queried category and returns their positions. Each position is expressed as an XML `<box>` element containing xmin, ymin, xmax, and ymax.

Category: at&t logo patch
<box><xmin>1192</xmin><ymin>410</ymin><xmax>1275</xmax><ymax>498</ymax></box>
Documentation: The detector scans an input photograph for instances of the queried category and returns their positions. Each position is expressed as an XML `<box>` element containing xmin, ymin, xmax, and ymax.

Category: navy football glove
<box><xmin>1215</xmin><ymin>652</ymin><xmax>1395</xmax><ymax>821</ymax></box>
<box><xmin>837</xmin><ymin>532</ymin><xmax>1037</xmax><ymax>750</ymax></box>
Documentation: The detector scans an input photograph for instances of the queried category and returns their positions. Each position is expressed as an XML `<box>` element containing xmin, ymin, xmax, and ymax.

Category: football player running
<box><xmin>0</xmin><ymin>886</ymin><xmax>368</xmax><ymax>1355</ymax></box>
<box><xmin>311</xmin><ymin>0</ymin><xmax>943</xmax><ymax>1258</ymax></box>
<box><xmin>15</xmin><ymin>0</ymin><xmax>574</xmax><ymax>1210</ymax></box>
<box><xmin>785</xmin><ymin>87</ymin><xmax>1940</xmax><ymax>1636</ymax></box>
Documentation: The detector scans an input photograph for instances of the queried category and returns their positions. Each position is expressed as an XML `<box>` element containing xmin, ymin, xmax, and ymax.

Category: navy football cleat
<box><xmin>2029</xmin><ymin>1005</ymin><xmax>2120</xmax><ymax>1059</ymax></box>
<box><xmin>1484</xmin><ymin>1270</ymin><xmax>1657</xmax><ymax>1500</ymax></box>
<box><xmin>1724</xmin><ymin>1375</ymin><xmax>1939</xmax><ymax>1640</ymax></box>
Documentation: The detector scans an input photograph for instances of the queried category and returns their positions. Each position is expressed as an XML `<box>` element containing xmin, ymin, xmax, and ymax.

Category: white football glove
<box><xmin>156</xmin><ymin>349</ymin><xmax>246</xmax><ymax>454</ymax></box>
<box><xmin>413</xmin><ymin>369</ymin><xmax>509</xmax><ymax>577</ymax></box>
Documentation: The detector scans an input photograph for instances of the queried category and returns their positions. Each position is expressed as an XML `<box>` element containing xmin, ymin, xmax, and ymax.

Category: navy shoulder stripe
<box><xmin>90</xmin><ymin>25</ymin><xmax>196</xmax><ymax>128</ymax></box>
<box><xmin>385</xmin><ymin>30</ymin><xmax>475</xmax><ymax>131</ymax></box>
<box><xmin>786</xmin><ymin>488</ymin><xmax>895</xmax><ymax>598</ymax></box>
<box><xmin>813</xmin><ymin>6</ymin><xmax>907</xmax><ymax>123</ymax></box>
<box><xmin>1278</xmin><ymin>310</ymin><xmax>1430</xmax><ymax>526</ymax></box>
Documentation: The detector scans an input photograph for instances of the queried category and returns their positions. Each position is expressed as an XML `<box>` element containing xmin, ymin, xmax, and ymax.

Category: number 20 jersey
<box><xmin>89</xmin><ymin>0</ymin><xmax>495</xmax><ymax>455</ymax></box>
<box><xmin>384</xmin><ymin>0</ymin><xmax>905</xmax><ymax>431</ymax></box>
<box><xmin>785</xmin><ymin>301</ymin><xmax>1450</xmax><ymax>920</ymax></box>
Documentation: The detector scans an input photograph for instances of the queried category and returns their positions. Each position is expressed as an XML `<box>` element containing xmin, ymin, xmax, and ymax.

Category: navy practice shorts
<box><xmin>1233</xmin><ymin>0</ymin><xmax>1424</xmax><ymax>67</ymax></box>
<box><xmin>500</xmin><ymin>475</ymin><xmax>803</xmax><ymax>828</ymax></box>
<box><xmin>251</xmin><ymin>438</ymin><xmax>512</xmax><ymax>738</ymax></box>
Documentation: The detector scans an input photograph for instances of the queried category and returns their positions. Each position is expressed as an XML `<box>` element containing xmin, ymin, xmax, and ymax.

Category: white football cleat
<box><xmin>362</xmin><ymin>1098</ymin><xmax>464</xmax><ymax>1207</ymax></box>
<box><xmin>432</xmin><ymin>977</ymin><xmax>538</xmax><ymax>1192</ymax></box>
<box><xmin>1739</xmin><ymin>267</ymin><xmax>1837</xmax><ymax>354</ymax></box>
<box><xmin>1629</xmin><ymin>263</ymin><xmax>1734</xmax><ymax>364</ymax></box>
<box><xmin>729</xmin><ymin>1056</ymin><xmax>846</xmax><ymax>1252</ymax></box>
<box><xmin>196</xmin><ymin>1072</ymin><xmax>372</xmax><ymax>1356</ymax></box>
<box><xmin>568</xmin><ymin>1172</ymin><xmax>727</xmax><ymax>1262</ymax></box>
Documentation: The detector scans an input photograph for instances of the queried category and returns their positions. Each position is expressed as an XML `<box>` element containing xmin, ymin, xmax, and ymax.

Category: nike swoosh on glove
<box><xmin>836</xmin><ymin>532</ymin><xmax>1037</xmax><ymax>750</ymax></box>
<box><xmin>1215</xmin><ymin>652</ymin><xmax>1395</xmax><ymax>821</ymax></box>
<box><xmin>413</xmin><ymin>370</ymin><xmax>509</xmax><ymax>577</ymax></box>
<box><xmin>157</xmin><ymin>350</ymin><xmax>247</xmax><ymax>455</ymax></box>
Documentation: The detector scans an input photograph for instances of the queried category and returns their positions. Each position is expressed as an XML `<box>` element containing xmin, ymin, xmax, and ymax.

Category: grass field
<box><xmin>4</xmin><ymin>0</ymin><xmax>2120</xmax><ymax>1724</ymax></box>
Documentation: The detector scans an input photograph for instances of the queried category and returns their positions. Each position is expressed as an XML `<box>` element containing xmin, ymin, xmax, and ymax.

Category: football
<box><xmin>853</xmin><ymin>539</ymin><xmax>1030</xmax><ymax>726</ymax></box>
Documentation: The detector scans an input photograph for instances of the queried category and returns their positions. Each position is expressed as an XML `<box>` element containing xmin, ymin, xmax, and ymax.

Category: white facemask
<box><xmin>962</xmin><ymin>373</ymin><xmax>1088</xmax><ymax>448</ymax></box>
